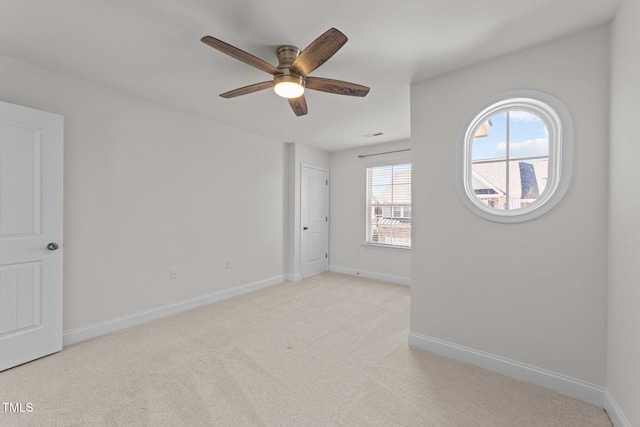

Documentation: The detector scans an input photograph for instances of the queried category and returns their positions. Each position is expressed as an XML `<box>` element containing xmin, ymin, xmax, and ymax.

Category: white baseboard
<box><xmin>63</xmin><ymin>275</ymin><xmax>285</xmax><ymax>347</ymax></box>
<box><xmin>286</xmin><ymin>273</ymin><xmax>302</xmax><ymax>282</ymax></box>
<box><xmin>329</xmin><ymin>265</ymin><xmax>410</xmax><ymax>286</ymax></box>
<box><xmin>408</xmin><ymin>332</ymin><xmax>606</xmax><ymax>408</ymax></box>
<box><xmin>605</xmin><ymin>389</ymin><xmax>632</xmax><ymax>427</ymax></box>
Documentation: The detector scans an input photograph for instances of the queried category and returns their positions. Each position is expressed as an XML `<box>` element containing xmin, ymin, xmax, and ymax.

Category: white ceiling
<box><xmin>0</xmin><ymin>0</ymin><xmax>620</xmax><ymax>152</ymax></box>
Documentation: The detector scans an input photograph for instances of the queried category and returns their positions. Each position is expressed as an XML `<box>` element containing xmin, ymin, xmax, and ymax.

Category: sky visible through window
<box><xmin>472</xmin><ymin>111</ymin><xmax>549</xmax><ymax>161</ymax></box>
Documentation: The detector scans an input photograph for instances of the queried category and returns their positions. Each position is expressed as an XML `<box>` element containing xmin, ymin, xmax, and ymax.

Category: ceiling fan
<box><xmin>201</xmin><ymin>28</ymin><xmax>370</xmax><ymax>116</ymax></box>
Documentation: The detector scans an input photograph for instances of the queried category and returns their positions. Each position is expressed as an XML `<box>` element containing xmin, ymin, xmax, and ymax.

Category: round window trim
<box><xmin>456</xmin><ymin>90</ymin><xmax>573</xmax><ymax>223</ymax></box>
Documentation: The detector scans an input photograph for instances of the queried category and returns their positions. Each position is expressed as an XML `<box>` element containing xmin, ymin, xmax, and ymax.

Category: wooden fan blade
<box><xmin>305</xmin><ymin>77</ymin><xmax>370</xmax><ymax>97</ymax></box>
<box><xmin>288</xmin><ymin>95</ymin><xmax>308</xmax><ymax>116</ymax></box>
<box><xmin>201</xmin><ymin>36</ymin><xmax>281</xmax><ymax>76</ymax></box>
<box><xmin>220</xmin><ymin>81</ymin><xmax>274</xmax><ymax>98</ymax></box>
<box><xmin>290</xmin><ymin>28</ymin><xmax>348</xmax><ymax>76</ymax></box>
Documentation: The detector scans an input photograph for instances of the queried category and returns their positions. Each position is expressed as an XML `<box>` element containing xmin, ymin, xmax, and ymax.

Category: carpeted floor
<box><xmin>0</xmin><ymin>272</ymin><xmax>612</xmax><ymax>426</ymax></box>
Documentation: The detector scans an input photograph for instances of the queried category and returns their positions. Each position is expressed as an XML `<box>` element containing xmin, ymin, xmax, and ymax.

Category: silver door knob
<box><xmin>47</xmin><ymin>242</ymin><xmax>59</xmax><ymax>251</ymax></box>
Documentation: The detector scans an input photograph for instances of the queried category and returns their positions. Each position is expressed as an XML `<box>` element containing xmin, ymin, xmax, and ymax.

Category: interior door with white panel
<box><xmin>301</xmin><ymin>164</ymin><xmax>328</xmax><ymax>278</ymax></box>
<box><xmin>0</xmin><ymin>100</ymin><xmax>63</xmax><ymax>371</ymax></box>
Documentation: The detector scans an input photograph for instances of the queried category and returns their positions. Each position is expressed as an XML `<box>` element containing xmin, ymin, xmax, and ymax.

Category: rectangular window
<box><xmin>366</xmin><ymin>163</ymin><xmax>411</xmax><ymax>248</ymax></box>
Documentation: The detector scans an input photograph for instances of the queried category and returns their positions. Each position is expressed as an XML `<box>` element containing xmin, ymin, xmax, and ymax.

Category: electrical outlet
<box><xmin>226</xmin><ymin>258</ymin><xmax>232</xmax><ymax>269</ymax></box>
<box><xmin>170</xmin><ymin>268</ymin><xmax>179</xmax><ymax>279</ymax></box>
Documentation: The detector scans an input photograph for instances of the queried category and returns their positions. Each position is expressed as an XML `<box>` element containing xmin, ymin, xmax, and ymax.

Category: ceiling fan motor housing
<box><xmin>276</xmin><ymin>45</ymin><xmax>301</xmax><ymax>69</ymax></box>
<box><xmin>274</xmin><ymin>45</ymin><xmax>305</xmax><ymax>94</ymax></box>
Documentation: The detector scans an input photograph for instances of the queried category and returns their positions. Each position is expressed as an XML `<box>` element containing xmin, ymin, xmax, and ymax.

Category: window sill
<box><xmin>362</xmin><ymin>243</ymin><xmax>411</xmax><ymax>252</ymax></box>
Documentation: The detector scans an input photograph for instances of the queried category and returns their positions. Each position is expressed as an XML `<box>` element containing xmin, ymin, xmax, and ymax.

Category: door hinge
<box><xmin>326</xmin><ymin>216</ymin><xmax>328</xmax><ymax>222</ymax></box>
<box><xmin>325</xmin><ymin>253</ymin><xmax>328</xmax><ymax>259</ymax></box>
<box><xmin>326</xmin><ymin>179</ymin><xmax>328</xmax><ymax>185</ymax></box>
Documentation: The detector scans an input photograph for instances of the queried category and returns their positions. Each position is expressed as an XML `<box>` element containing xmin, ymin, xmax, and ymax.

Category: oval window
<box><xmin>458</xmin><ymin>91</ymin><xmax>573</xmax><ymax>223</ymax></box>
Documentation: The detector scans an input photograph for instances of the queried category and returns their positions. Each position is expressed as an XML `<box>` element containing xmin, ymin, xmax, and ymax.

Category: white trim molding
<box><xmin>604</xmin><ymin>390</ymin><xmax>632</xmax><ymax>427</ymax></box>
<box><xmin>329</xmin><ymin>265</ymin><xmax>410</xmax><ymax>286</ymax></box>
<box><xmin>63</xmin><ymin>275</ymin><xmax>285</xmax><ymax>346</ymax></box>
<box><xmin>286</xmin><ymin>273</ymin><xmax>303</xmax><ymax>282</ymax></box>
<box><xmin>408</xmin><ymin>332</ymin><xmax>606</xmax><ymax>408</ymax></box>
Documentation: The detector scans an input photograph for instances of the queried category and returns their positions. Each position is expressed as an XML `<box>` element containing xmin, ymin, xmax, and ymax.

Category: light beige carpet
<box><xmin>0</xmin><ymin>272</ymin><xmax>612</xmax><ymax>426</ymax></box>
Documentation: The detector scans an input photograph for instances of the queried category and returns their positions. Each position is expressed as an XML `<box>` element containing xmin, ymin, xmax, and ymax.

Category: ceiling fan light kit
<box><xmin>273</xmin><ymin>78</ymin><xmax>305</xmax><ymax>98</ymax></box>
<box><xmin>201</xmin><ymin>28</ymin><xmax>369</xmax><ymax>116</ymax></box>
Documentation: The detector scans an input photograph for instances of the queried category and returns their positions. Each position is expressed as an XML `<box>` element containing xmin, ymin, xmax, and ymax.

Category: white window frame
<box><xmin>365</xmin><ymin>160</ymin><xmax>412</xmax><ymax>249</ymax></box>
<box><xmin>457</xmin><ymin>90</ymin><xmax>573</xmax><ymax>223</ymax></box>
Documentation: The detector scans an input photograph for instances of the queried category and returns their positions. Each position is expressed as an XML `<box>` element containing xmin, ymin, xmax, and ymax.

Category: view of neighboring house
<box><xmin>470</xmin><ymin>114</ymin><xmax>549</xmax><ymax>210</ymax></box>
<box><xmin>472</xmin><ymin>158</ymin><xmax>548</xmax><ymax>209</ymax></box>
<box><xmin>367</xmin><ymin>166</ymin><xmax>411</xmax><ymax>247</ymax></box>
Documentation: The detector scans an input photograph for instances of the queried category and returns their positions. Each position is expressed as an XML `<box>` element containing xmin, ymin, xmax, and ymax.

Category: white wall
<box><xmin>608</xmin><ymin>0</ymin><xmax>640</xmax><ymax>424</ymax></box>
<box><xmin>410</xmin><ymin>27</ymin><xmax>609</xmax><ymax>386</ymax></box>
<box><xmin>329</xmin><ymin>140</ymin><xmax>411</xmax><ymax>284</ymax></box>
<box><xmin>0</xmin><ymin>53</ymin><xmax>286</xmax><ymax>332</ymax></box>
<box><xmin>285</xmin><ymin>142</ymin><xmax>329</xmax><ymax>281</ymax></box>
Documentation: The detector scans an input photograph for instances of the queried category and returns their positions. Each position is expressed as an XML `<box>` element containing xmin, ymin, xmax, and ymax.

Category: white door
<box><xmin>0</xmin><ymin>101</ymin><xmax>63</xmax><ymax>372</ymax></box>
<box><xmin>301</xmin><ymin>164</ymin><xmax>328</xmax><ymax>278</ymax></box>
